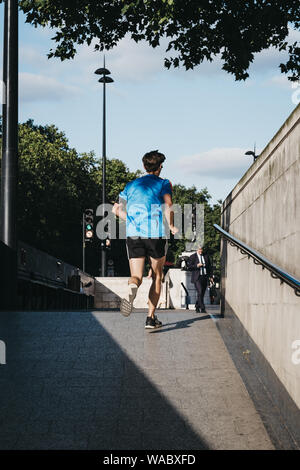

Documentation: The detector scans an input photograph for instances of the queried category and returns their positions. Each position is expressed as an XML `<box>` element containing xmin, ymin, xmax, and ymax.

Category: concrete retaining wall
<box><xmin>221</xmin><ymin>103</ymin><xmax>300</xmax><ymax>408</ymax></box>
<box><xmin>95</xmin><ymin>269</ymin><xmax>212</xmax><ymax>311</ymax></box>
<box><xmin>94</xmin><ymin>277</ymin><xmax>168</xmax><ymax>309</ymax></box>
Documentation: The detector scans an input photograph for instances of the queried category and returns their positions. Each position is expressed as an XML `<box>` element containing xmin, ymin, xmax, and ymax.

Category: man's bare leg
<box><xmin>120</xmin><ymin>257</ymin><xmax>145</xmax><ymax>316</ymax></box>
<box><xmin>148</xmin><ymin>255</ymin><xmax>165</xmax><ymax>319</ymax></box>
<box><xmin>128</xmin><ymin>256</ymin><xmax>145</xmax><ymax>287</ymax></box>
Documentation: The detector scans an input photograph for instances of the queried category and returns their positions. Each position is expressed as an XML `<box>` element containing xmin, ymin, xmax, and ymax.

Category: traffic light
<box><xmin>84</xmin><ymin>209</ymin><xmax>94</xmax><ymax>242</ymax></box>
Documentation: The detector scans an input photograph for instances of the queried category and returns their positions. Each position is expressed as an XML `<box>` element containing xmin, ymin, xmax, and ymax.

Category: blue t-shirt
<box><xmin>118</xmin><ymin>174</ymin><xmax>172</xmax><ymax>237</ymax></box>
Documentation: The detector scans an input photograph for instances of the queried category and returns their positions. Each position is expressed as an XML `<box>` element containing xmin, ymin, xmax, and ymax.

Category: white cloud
<box><xmin>18</xmin><ymin>24</ymin><xmax>300</xmax><ymax>90</ymax></box>
<box><xmin>18</xmin><ymin>36</ymin><xmax>164</xmax><ymax>88</ymax></box>
<box><xmin>20</xmin><ymin>45</ymin><xmax>46</xmax><ymax>68</ymax></box>
<box><xmin>249</xmin><ymin>27</ymin><xmax>300</xmax><ymax>74</ymax></box>
<box><xmin>175</xmin><ymin>147</ymin><xmax>252</xmax><ymax>179</ymax></box>
<box><xmin>268</xmin><ymin>75</ymin><xmax>293</xmax><ymax>90</ymax></box>
<box><xmin>108</xmin><ymin>36</ymin><xmax>165</xmax><ymax>81</ymax></box>
<box><xmin>70</xmin><ymin>35</ymin><xmax>166</xmax><ymax>83</ymax></box>
<box><xmin>19</xmin><ymin>34</ymin><xmax>225</xmax><ymax>85</ymax></box>
<box><xmin>20</xmin><ymin>72</ymin><xmax>80</xmax><ymax>103</ymax></box>
<box><xmin>250</xmin><ymin>47</ymin><xmax>287</xmax><ymax>74</ymax></box>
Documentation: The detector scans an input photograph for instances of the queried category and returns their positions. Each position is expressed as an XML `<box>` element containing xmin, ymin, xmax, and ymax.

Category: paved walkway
<box><xmin>0</xmin><ymin>307</ymin><xmax>274</xmax><ymax>450</ymax></box>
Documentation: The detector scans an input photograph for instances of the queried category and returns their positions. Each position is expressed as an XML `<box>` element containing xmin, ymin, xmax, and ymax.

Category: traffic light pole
<box><xmin>0</xmin><ymin>0</ymin><xmax>19</xmax><ymax>310</ymax></box>
<box><xmin>82</xmin><ymin>209</ymin><xmax>94</xmax><ymax>273</ymax></box>
<box><xmin>82</xmin><ymin>213</ymin><xmax>86</xmax><ymax>272</ymax></box>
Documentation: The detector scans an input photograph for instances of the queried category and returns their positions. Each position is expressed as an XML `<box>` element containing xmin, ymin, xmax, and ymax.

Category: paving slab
<box><xmin>0</xmin><ymin>307</ymin><xmax>274</xmax><ymax>450</ymax></box>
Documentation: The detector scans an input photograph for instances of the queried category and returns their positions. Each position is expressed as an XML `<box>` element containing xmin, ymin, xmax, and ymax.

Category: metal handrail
<box><xmin>181</xmin><ymin>282</ymin><xmax>190</xmax><ymax>309</ymax></box>
<box><xmin>214</xmin><ymin>224</ymin><xmax>300</xmax><ymax>297</ymax></box>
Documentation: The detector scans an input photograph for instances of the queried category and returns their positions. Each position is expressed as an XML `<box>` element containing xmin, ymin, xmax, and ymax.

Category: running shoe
<box><xmin>120</xmin><ymin>283</ymin><xmax>138</xmax><ymax>317</ymax></box>
<box><xmin>145</xmin><ymin>315</ymin><xmax>162</xmax><ymax>329</ymax></box>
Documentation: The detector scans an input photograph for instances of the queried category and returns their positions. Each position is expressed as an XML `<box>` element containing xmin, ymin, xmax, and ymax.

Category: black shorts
<box><xmin>126</xmin><ymin>236</ymin><xmax>168</xmax><ymax>259</ymax></box>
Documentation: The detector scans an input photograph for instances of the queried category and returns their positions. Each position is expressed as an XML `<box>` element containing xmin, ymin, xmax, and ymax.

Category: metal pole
<box><xmin>2</xmin><ymin>0</ymin><xmax>7</xmax><ymax>152</ymax></box>
<box><xmin>82</xmin><ymin>213</ymin><xmax>85</xmax><ymax>272</ymax></box>
<box><xmin>0</xmin><ymin>0</ymin><xmax>18</xmax><ymax>310</ymax></box>
<box><xmin>101</xmin><ymin>67</ymin><xmax>106</xmax><ymax>277</ymax></box>
<box><xmin>95</xmin><ymin>58</ymin><xmax>113</xmax><ymax>278</ymax></box>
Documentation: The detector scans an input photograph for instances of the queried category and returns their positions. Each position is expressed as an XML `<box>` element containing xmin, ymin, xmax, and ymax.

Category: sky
<box><xmin>1</xmin><ymin>7</ymin><xmax>299</xmax><ymax>203</ymax></box>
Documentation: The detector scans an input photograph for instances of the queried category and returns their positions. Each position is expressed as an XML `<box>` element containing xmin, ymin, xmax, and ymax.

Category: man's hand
<box><xmin>163</xmin><ymin>195</ymin><xmax>179</xmax><ymax>236</ymax></box>
<box><xmin>170</xmin><ymin>225</ymin><xmax>179</xmax><ymax>235</ymax></box>
<box><xmin>112</xmin><ymin>202</ymin><xmax>121</xmax><ymax>215</ymax></box>
<box><xmin>197</xmin><ymin>263</ymin><xmax>203</xmax><ymax>267</ymax></box>
<box><xmin>112</xmin><ymin>202</ymin><xmax>127</xmax><ymax>221</ymax></box>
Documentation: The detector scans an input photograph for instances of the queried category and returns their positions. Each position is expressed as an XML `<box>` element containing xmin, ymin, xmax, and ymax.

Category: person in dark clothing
<box><xmin>209</xmin><ymin>277</ymin><xmax>217</xmax><ymax>304</ymax></box>
<box><xmin>187</xmin><ymin>246</ymin><xmax>213</xmax><ymax>313</ymax></box>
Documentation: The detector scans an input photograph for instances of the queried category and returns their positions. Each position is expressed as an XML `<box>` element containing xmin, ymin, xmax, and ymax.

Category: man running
<box><xmin>112</xmin><ymin>150</ymin><xmax>178</xmax><ymax>329</ymax></box>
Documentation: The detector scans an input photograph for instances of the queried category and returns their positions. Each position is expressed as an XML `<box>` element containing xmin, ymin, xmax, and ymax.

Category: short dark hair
<box><xmin>142</xmin><ymin>150</ymin><xmax>166</xmax><ymax>172</ymax></box>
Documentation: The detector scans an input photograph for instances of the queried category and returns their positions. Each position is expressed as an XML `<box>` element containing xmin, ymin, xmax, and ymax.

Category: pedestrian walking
<box><xmin>187</xmin><ymin>246</ymin><xmax>213</xmax><ymax>313</ymax></box>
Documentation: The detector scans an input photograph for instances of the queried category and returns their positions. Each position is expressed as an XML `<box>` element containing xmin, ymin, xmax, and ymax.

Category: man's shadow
<box><xmin>149</xmin><ymin>313</ymin><xmax>211</xmax><ymax>333</ymax></box>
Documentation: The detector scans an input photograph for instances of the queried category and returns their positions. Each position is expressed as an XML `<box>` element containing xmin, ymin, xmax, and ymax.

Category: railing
<box><xmin>214</xmin><ymin>224</ymin><xmax>300</xmax><ymax>297</ymax></box>
<box><xmin>180</xmin><ymin>282</ymin><xmax>190</xmax><ymax>309</ymax></box>
<box><xmin>0</xmin><ymin>241</ymin><xmax>95</xmax><ymax>311</ymax></box>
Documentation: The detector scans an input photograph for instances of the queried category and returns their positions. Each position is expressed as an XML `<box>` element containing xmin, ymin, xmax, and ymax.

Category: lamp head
<box><xmin>95</xmin><ymin>67</ymin><xmax>111</xmax><ymax>75</ymax></box>
<box><xmin>98</xmin><ymin>76</ymin><xmax>114</xmax><ymax>83</ymax></box>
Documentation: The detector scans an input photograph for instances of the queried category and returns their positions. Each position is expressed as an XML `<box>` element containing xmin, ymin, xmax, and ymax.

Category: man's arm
<box><xmin>163</xmin><ymin>193</ymin><xmax>178</xmax><ymax>235</ymax></box>
<box><xmin>187</xmin><ymin>254</ymin><xmax>203</xmax><ymax>270</ymax></box>
<box><xmin>112</xmin><ymin>201</ymin><xmax>127</xmax><ymax>221</ymax></box>
<box><xmin>187</xmin><ymin>254</ymin><xmax>198</xmax><ymax>271</ymax></box>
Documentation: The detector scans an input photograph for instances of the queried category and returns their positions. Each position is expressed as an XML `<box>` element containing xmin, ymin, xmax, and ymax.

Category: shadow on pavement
<box><xmin>149</xmin><ymin>315</ymin><xmax>211</xmax><ymax>334</ymax></box>
<box><xmin>0</xmin><ymin>311</ymin><xmax>209</xmax><ymax>450</ymax></box>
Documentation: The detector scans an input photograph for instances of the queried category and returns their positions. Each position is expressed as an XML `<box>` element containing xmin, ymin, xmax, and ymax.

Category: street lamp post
<box><xmin>245</xmin><ymin>144</ymin><xmax>259</xmax><ymax>163</ymax></box>
<box><xmin>0</xmin><ymin>0</ymin><xmax>19</xmax><ymax>310</ymax></box>
<box><xmin>95</xmin><ymin>58</ymin><xmax>114</xmax><ymax>277</ymax></box>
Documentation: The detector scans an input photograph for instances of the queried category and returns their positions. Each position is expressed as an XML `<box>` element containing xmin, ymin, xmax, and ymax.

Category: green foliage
<box><xmin>204</xmin><ymin>201</ymin><xmax>222</xmax><ymax>280</ymax></box>
<box><xmin>0</xmin><ymin>118</ymin><xmax>141</xmax><ymax>274</ymax></box>
<box><xmin>94</xmin><ymin>158</ymin><xmax>143</xmax><ymax>203</ymax></box>
<box><xmin>3</xmin><ymin>0</ymin><xmax>298</xmax><ymax>81</ymax></box>
<box><xmin>171</xmin><ymin>183</ymin><xmax>221</xmax><ymax>278</ymax></box>
<box><xmin>15</xmin><ymin>119</ymin><xmax>100</xmax><ymax>266</ymax></box>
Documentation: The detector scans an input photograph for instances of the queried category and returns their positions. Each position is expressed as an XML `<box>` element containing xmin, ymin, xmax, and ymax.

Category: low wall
<box><xmin>94</xmin><ymin>277</ymin><xmax>168</xmax><ymax>309</ymax></box>
<box><xmin>221</xmin><ymin>103</ymin><xmax>300</xmax><ymax>410</ymax></box>
<box><xmin>94</xmin><ymin>269</ymin><xmax>213</xmax><ymax>310</ymax></box>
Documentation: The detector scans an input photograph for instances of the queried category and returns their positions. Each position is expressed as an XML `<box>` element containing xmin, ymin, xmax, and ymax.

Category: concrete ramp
<box><xmin>0</xmin><ymin>307</ymin><xmax>281</xmax><ymax>449</ymax></box>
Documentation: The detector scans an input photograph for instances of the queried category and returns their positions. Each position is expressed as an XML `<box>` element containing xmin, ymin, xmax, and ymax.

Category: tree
<box><xmin>171</xmin><ymin>183</ymin><xmax>222</xmax><ymax>279</ymax></box>
<box><xmin>94</xmin><ymin>157</ymin><xmax>142</xmax><ymax>203</ymax></box>
<box><xmin>0</xmin><ymin>118</ymin><xmax>141</xmax><ymax>275</ymax></box>
<box><xmin>11</xmin><ymin>0</ymin><xmax>300</xmax><ymax>81</ymax></box>
<box><xmin>16</xmin><ymin>119</ymin><xmax>100</xmax><ymax>267</ymax></box>
<box><xmin>204</xmin><ymin>200</ymin><xmax>222</xmax><ymax>279</ymax></box>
